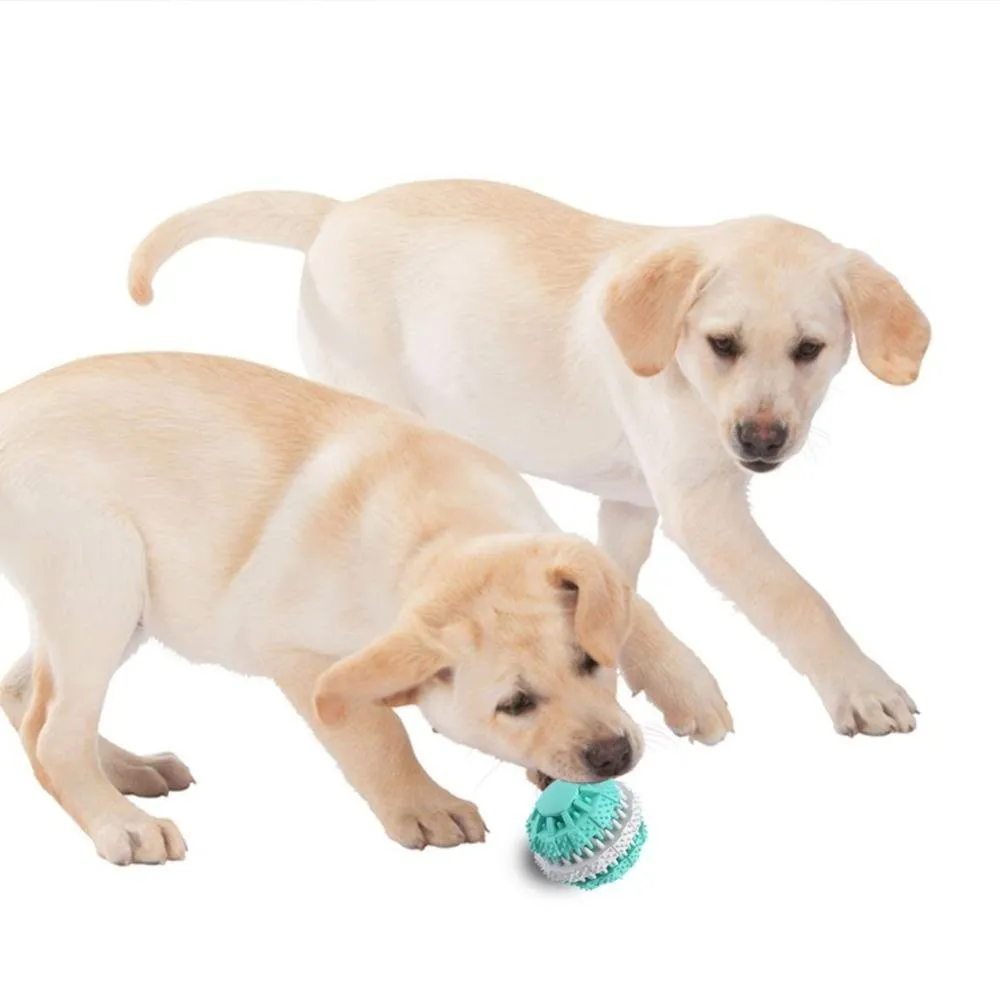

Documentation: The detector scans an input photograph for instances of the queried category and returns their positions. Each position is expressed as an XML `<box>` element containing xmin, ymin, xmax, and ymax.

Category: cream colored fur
<box><xmin>129</xmin><ymin>180</ymin><xmax>929</xmax><ymax>735</ymax></box>
<box><xmin>0</xmin><ymin>353</ymin><xmax>732</xmax><ymax>865</ymax></box>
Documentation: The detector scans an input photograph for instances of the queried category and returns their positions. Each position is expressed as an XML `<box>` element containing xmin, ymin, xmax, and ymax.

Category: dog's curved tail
<box><xmin>128</xmin><ymin>191</ymin><xmax>337</xmax><ymax>305</ymax></box>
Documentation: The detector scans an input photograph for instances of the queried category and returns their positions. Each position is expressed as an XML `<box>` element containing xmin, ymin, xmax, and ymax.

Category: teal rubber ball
<box><xmin>526</xmin><ymin>779</ymin><xmax>646</xmax><ymax>889</ymax></box>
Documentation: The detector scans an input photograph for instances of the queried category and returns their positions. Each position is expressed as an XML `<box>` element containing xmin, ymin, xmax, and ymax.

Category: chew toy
<box><xmin>526</xmin><ymin>779</ymin><xmax>646</xmax><ymax>889</ymax></box>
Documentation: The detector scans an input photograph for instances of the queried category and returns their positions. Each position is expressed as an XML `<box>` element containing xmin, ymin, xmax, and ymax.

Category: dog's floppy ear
<box><xmin>833</xmin><ymin>250</ymin><xmax>930</xmax><ymax>385</ymax></box>
<box><xmin>313</xmin><ymin>621</ymin><xmax>448</xmax><ymax>725</ymax></box>
<box><xmin>602</xmin><ymin>243</ymin><xmax>707</xmax><ymax>377</ymax></box>
<box><xmin>548</xmin><ymin>540</ymin><xmax>633</xmax><ymax>668</ymax></box>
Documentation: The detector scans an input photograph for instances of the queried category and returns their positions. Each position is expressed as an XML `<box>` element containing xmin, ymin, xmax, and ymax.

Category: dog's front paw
<box><xmin>379</xmin><ymin>790</ymin><xmax>488</xmax><ymax>850</ymax></box>
<box><xmin>643</xmin><ymin>649</ymin><xmax>734</xmax><ymax>745</ymax></box>
<box><xmin>819</xmin><ymin>661</ymin><xmax>918</xmax><ymax>736</ymax></box>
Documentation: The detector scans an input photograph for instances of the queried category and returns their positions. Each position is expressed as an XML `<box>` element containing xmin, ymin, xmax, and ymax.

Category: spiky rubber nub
<box><xmin>526</xmin><ymin>779</ymin><xmax>646</xmax><ymax>889</ymax></box>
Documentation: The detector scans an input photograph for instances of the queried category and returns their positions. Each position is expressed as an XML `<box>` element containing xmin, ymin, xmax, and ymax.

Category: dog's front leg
<box><xmin>597</xmin><ymin>499</ymin><xmax>659</xmax><ymax>587</ymax></box>
<box><xmin>276</xmin><ymin>668</ymin><xmax>487</xmax><ymax>849</ymax></box>
<box><xmin>620</xmin><ymin>596</ymin><xmax>733</xmax><ymax>743</ymax></box>
<box><xmin>597</xmin><ymin>499</ymin><xmax>733</xmax><ymax>743</ymax></box>
<box><xmin>661</xmin><ymin>472</ymin><xmax>918</xmax><ymax>736</ymax></box>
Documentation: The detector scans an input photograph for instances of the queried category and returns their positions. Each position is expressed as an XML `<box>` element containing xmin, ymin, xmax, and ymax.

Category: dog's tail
<box><xmin>128</xmin><ymin>191</ymin><xmax>337</xmax><ymax>305</ymax></box>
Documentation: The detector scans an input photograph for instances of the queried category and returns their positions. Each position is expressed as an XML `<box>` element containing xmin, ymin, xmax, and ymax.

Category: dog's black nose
<box><xmin>582</xmin><ymin>736</ymin><xmax>633</xmax><ymax>778</ymax></box>
<box><xmin>735</xmin><ymin>420</ymin><xmax>788</xmax><ymax>460</ymax></box>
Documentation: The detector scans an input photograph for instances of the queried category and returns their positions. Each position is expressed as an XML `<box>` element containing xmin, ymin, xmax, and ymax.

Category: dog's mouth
<box><xmin>530</xmin><ymin>770</ymin><xmax>607</xmax><ymax>790</ymax></box>
<box><xmin>531</xmin><ymin>769</ymin><xmax>634</xmax><ymax>789</ymax></box>
<box><xmin>740</xmin><ymin>459</ymin><xmax>783</xmax><ymax>474</ymax></box>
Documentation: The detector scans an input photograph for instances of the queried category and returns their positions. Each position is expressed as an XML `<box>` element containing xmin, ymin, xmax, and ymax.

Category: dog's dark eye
<box><xmin>497</xmin><ymin>691</ymin><xmax>537</xmax><ymax>716</ymax></box>
<box><xmin>708</xmin><ymin>335</ymin><xmax>741</xmax><ymax>359</ymax></box>
<box><xmin>579</xmin><ymin>653</ymin><xmax>600</xmax><ymax>676</ymax></box>
<box><xmin>792</xmin><ymin>340</ymin><xmax>825</xmax><ymax>363</ymax></box>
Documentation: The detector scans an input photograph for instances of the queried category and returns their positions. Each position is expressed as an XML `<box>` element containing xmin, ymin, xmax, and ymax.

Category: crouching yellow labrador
<box><xmin>0</xmin><ymin>354</ymin><xmax>729</xmax><ymax>865</ymax></box>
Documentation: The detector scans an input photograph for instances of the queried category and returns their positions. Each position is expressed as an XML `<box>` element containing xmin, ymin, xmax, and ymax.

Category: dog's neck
<box><xmin>400</xmin><ymin>522</ymin><xmax>518</xmax><ymax>596</ymax></box>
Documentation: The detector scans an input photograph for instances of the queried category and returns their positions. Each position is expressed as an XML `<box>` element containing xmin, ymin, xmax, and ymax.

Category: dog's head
<box><xmin>313</xmin><ymin>535</ymin><xmax>643</xmax><ymax>783</ymax></box>
<box><xmin>602</xmin><ymin>217</ymin><xmax>930</xmax><ymax>474</ymax></box>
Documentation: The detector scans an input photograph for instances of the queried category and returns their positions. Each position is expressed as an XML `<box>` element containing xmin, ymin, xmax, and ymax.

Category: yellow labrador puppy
<box><xmin>0</xmin><ymin>353</ymin><xmax>727</xmax><ymax>865</ymax></box>
<box><xmin>130</xmin><ymin>181</ymin><xmax>929</xmax><ymax>736</ymax></box>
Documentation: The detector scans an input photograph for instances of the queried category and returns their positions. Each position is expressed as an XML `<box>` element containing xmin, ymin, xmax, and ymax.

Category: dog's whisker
<box><xmin>640</xmin><ymin>723</ymin><xmax>679</xmax><ymax>750</ymax></box>
<box><xmin>470</xmin><ymin>759</ymin><xmax>505</xmax><ymax>795</ymax></box>
<box><xmin>800</xmin><ymin>425</ymin><xmax>832</xmax><ymax>466</ymax></box>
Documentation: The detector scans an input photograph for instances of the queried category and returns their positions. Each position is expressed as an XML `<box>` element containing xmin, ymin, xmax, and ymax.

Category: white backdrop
<box><xmin>0</xmin><ymin>3</ymin><xmax>996</xmax><ymax>998</ymax></box>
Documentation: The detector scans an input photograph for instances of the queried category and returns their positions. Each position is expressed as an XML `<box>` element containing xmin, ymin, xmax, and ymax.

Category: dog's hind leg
<box><xmin>297</xmin><ymin>265</ymin><xmax>417</xmax><ymax>412</ymax></box>
<box><xmin>0</xmin><ymin>647</ymin><xmax>34</xmax><ymax>730</ymax></box>
<box><xmin>2</xmin><ymin>637</ymin><xmax>194</xmax><ymax>798</ymax></box>
<box><xmin>18</xmin><ymin>515</ymin><xmax>186</xmax><ymax>864</ymax></box>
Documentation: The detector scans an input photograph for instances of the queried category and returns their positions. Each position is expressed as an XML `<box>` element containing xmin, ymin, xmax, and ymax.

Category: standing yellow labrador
<box><xmin>130</xmin><ymin>181</ymin><xmax>928</xmax><ymax>735</ymax></box>
<box><xmin>0</xmin><ymin>353</ymin><xmax>732</xmax><ymax>865</ymax></box>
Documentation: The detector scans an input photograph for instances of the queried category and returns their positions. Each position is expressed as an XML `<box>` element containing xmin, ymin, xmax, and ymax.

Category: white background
<box><xmin>1</xmin><ymin>2</ymin><xmax>997</xmax><ymax>997</ymax></box>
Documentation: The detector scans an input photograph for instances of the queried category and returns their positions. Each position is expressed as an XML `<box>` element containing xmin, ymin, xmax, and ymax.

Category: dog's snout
<box><xmin>735</xmin><ymin>419</ymin><xmax>788</xmax><ymax>460</ymax></box>
<box><xmin>582</xmin><ymin>735</ymin><xmax>633</xmax><ymax>779</ymax></box>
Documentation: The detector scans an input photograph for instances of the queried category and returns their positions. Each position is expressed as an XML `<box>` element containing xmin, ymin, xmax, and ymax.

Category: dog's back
<box><xmin>0</xmin><ymin>352</ymin><xmax>551</xmax><ymax>663</ymax></box>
